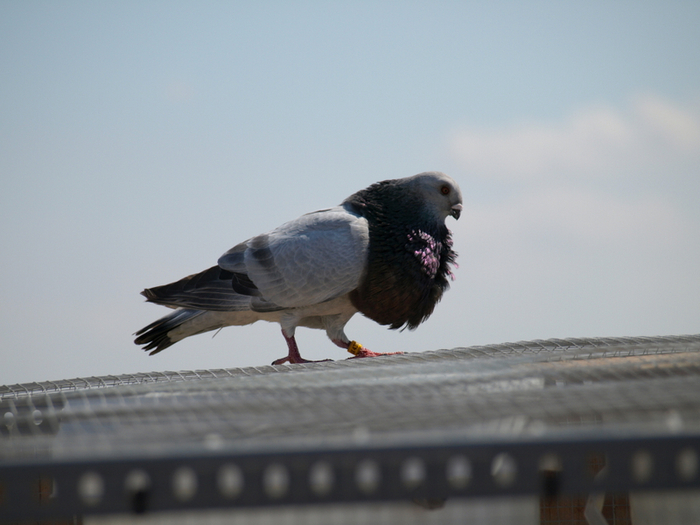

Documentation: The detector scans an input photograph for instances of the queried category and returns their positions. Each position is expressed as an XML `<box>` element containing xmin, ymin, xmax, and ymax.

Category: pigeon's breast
<box><xmin>350</xmin><ymin>226</ymin><xmax>454</xmax><ymax>330</ymax></box>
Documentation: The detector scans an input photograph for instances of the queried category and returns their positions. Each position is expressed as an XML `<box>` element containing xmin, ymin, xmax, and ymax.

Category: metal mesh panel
<box><xmin>2</xmin><ymin>334</ymin><xmax>700</xmax><ymax>524</ymax></box>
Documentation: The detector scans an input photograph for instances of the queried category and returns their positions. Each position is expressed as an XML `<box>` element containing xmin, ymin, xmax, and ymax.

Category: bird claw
<box><xmin>346</xmin><ymin>341</ymin><xmax>404</xmax><ymax>359</ymax></box>
<box><xmin>348</xmin><ymin>349</ymin><xmax>404</xmax><ymax>359</ymax></box>
<box><xmin>271</xmin><ymin>356</ymin><xmax>332</xmax><ymax>365</ymax></box>
<box><xmin>273</xmin><ymin>331</ymin><xmax>333</xmax><ymax>365</ymax></box>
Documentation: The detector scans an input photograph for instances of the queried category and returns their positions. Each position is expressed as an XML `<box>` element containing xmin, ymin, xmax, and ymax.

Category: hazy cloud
<box><xmin>446</xmin><ymin>96</ymin><xmax>700</xmax><ymax>345</ymax></box>
<box><xmin>451</xmin><ymin>94</ymin><xmax>700</xmax><ymax>184</ymax></box>
<box><xmin>460</xmin><ymin>187</ymin><xmax>686</xmax><ymax>250</ymax></box>
<box><xmin>450</xmin><ymin>94</ymin><xmax>700</xmax><ymax>255</ymax></box>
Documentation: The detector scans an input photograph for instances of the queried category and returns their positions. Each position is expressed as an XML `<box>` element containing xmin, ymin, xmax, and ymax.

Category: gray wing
<box><xmin>218</xmin><ymin>204</ymin><xmax>369</xmax><ymax>309</ymax></box>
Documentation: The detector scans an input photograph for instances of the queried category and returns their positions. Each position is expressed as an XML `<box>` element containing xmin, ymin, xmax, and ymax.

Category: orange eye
<box><xmin>441</xmin><ymin>186</ymin><xmax>450</xmax><ymax>195</ymax></box>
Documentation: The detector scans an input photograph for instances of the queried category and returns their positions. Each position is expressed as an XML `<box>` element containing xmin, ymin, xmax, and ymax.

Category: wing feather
<box><xmin>218</xmin><ymin>205</ymin><xmax>369</xmax><ymax>308</ymax></box>
<box><xmin>141</xmin><ymin>266</ymin><xmax>255</xmax><ymax>311</ymax></box>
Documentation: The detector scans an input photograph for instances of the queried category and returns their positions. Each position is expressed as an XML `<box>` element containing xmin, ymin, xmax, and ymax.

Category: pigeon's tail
<box><xmin>140</xmin><ymin>265</ymin><xmax>254</xmax><ymax>312</ymax></box>
<box><xmin>134</xmin><ymin>309</ymin><xmax>206</xmax><ymax>354</ymax></box>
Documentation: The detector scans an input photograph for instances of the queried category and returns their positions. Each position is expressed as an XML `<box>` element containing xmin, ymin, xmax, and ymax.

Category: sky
<box><xmin>1</xmin><ymin>1</ymin><xmax>699</xmax><ymax>385</ymax></box>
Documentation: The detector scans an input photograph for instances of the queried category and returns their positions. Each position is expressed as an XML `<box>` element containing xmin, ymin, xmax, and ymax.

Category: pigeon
<box><xmin>134</xmin><ymin>171</ymin><xmax>462</xmax><ymax>365</ymax></box>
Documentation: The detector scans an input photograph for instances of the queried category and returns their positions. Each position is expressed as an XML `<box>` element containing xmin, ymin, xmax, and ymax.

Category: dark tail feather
<box><xmin>134</xmin><ymin>309</ymin><xmax>205</xmax><ymax>355</ymax></box>
<box><xmin>140</xmin><ymin>266</ymin><xmax>254</xmax><ymax>311</ymax></box>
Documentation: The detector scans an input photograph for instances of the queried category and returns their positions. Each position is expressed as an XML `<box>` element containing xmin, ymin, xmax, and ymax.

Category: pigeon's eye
<box><xmin>440</xmin><ymin>186</ymin><xmax>450</xmax><ymax>195</ymax></box>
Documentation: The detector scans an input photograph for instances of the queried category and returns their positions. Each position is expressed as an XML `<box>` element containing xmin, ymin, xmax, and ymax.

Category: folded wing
<box><xmin>144</xmin><ymin>205</ymin><xmax>369</xmax><ymax>312</ymax></box>
<box><xmin>219</xmin><ymin>205</ymin><xmax>369</xmax><ymax>308</ymax></box>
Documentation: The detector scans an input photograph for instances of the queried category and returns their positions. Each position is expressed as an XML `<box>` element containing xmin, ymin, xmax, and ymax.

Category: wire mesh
<box><xmin>1</xmin><ymin>334</ymin><xmax>700</xmax><ymax>524</ymax></box>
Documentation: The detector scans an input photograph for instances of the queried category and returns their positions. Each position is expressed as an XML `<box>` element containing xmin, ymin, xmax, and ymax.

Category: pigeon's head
<box><xmin>405</xmin><ymin>172</ymin><xmax>463</xmax><ymax>222</ymax></box>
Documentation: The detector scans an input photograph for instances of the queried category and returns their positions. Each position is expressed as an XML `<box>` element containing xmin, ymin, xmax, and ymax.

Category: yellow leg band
<box><xmin>347</xmin><ymin>340</ymin><xmax>363</xmax><ymax>356</ymax></box>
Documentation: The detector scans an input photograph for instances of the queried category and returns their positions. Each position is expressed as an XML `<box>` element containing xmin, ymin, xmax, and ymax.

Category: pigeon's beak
<box><xmin>450</xmin><ymin>203</ymin><xmax>463</xmax><ymax>220</ymax></box>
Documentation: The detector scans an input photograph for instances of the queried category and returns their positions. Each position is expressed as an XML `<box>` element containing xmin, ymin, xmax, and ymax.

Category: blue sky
<box><xmin>1</xmin><ymin>2</ymin><xmax>699</xmax><ymax>384</ymax></box>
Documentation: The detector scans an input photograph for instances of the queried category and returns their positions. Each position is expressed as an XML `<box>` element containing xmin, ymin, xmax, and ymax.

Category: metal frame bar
<box><xmin>2</xmin><ymin>434</ymin><xmax>699</xmax><ymax>522</ymax></box>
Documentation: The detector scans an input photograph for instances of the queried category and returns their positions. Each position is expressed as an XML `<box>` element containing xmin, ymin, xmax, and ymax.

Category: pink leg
<box><xmin>333</xmin><ymin>339</ymin><xmax>404</xmax><ymax>359</ymax></box>
<box><xmin>272</xmin><ymin>331</ymin><xmax>331</xmax><ymax>365</ymax></box>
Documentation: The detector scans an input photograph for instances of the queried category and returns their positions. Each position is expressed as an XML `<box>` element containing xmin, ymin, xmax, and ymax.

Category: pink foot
<box><xmin>272</xmin><ymin>331</ymin><xmax>331</xmax><ymax>365</ymax></box>
<box><xmin>272</xmin><ymin>355</ymin><xmax>331</xmax><ymax>365</ymax></box>
<box><xmin>272</xmin><ymin>356</ymin><xmax>312</xmax><ymax>365</ymax></box>
<box><xmin>344</xmin><ymin>340</ymin><xmax>404</xmax><ymax>359</ymax></box>
<box><xmin>349</xmin><ymin>348</ymin><xmax>404</xmax><ymax>359</ymax></box>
